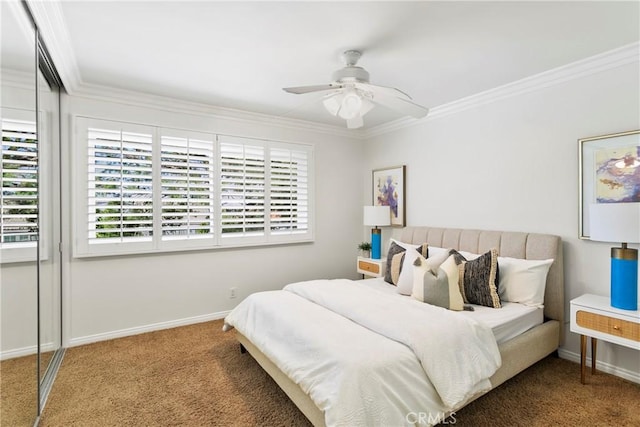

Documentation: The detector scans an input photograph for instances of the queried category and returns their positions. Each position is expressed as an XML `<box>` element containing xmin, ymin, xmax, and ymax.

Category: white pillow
<box><xmin>498</xmin><ymin>257</ymin><xmax>554</xmax><ymax>307</ymax></box>
<box><xmin>396</xmin><ymin>249</ymin><xmax>422</xmax><ymax>295</ymax></box>
<box><xmin>425</xmin><ymin>245</ymin><xmax>448</xmax><ymax>258</ymax></box>
<box><xmin>458</xmin><ymin>250</ymin><xmax>480</xmax><ymax>260</ymax></box>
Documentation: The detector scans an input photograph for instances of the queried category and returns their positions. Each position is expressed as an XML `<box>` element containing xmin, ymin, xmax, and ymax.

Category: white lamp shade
<box><xmin>364</xmin><ymin>205</ymin><xmax>391</xmax><ymax>227</ymax></box>
<box><xmin>589</xmin><ymin>203</ymin><xmax>640</xmax><ymax>243</ymax></box>
<box><xmin>338</xmin><ymin>89</ymin><xmax>362</xmax><ymax>119</ymax></box>
<box><xmin>322</xmin><ymin>94</ymin><xmax>341</xmax><ymax>116</ymax></box>
<box><xmin>323</xmin><ymin>90</ymin><xmax>376</xmax><ymax>122</ymax></box>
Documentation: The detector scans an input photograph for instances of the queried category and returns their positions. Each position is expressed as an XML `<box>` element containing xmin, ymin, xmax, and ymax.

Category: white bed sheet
<box><xmin>362</xmin><ymin>278</ymin><xmax>543</xmax><ymax>344</ymax></box>
<box><xmin>224</xmin><ymin>289</ymin><xmax>448</xmax><ymax>426</ymax></box>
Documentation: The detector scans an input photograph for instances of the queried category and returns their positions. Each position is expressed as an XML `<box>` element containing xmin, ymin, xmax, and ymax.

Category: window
<box><xmin>161</xmin><ymin>131</ymin><xmax>215</xmax><ymax>241</ymax></box>
<box><xmin>87</xmin><ymin>127</ymin><xmax>154</xmax><ymax>245</ymax></box>
<box><xmin>1</xmin><ymin>116</ymin><xmax>38</xmax><ymax>262</ymax></box>
<box><xmin>75</xmin><ymin>117</ymin><xmax>313</xmax><ymax>257</ymax></box>
<box><xmin>219</xmin><ymin>136</ymin><xmax>265</xmax><ymax>241</ymax></box>
<box><xmin>269</xmin><ymin>145</ymin><xmax>309</xmax><ymax>237</ymax></box>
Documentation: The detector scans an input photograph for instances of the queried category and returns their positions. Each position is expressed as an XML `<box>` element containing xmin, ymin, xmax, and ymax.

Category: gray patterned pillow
<box><xmin>449</xmin><ymin>248</ymin><xmax>501</xmax><ymax>308</ymax></box>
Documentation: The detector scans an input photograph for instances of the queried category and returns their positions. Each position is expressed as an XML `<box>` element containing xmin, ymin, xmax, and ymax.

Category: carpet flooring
<box><xmin>0</xmin><ymin>354</ymin><xmax>38</xmax><ymax>427</ymax></box>
<box><xmin>33</xmin><ymin>319</ymin><xmax>639</xmax><ymax>426</ymax></box>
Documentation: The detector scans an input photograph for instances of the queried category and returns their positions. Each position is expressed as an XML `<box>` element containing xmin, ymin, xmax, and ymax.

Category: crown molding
<box><xmin>364</xmin><ymin>41</ymin><xmax>640</xmax><ymax>138</ymax></box>
<box><xmin>74</xmin><ymin>82</ymin><xmax>362</xmax><ymax>139</ymax></box>
<box><xmin>26</xmin><ymin>0</ymin><xmax>82</xmax><ymax>93</ymax></box>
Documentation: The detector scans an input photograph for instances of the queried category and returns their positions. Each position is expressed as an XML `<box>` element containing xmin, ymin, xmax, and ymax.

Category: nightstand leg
<box><xmin>591</xmin><ymin>338</ymin><xmax>597</xmax><ymax>375</ymax></box>
<box><xmin>580</xmin><ymin>335</ymin><xmax>586</xmax><ymax>384</ymax></box>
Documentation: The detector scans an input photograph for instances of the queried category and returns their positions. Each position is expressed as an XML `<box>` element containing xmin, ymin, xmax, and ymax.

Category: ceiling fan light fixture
<box><xmin>322</xmin><ymin>93</ymin><xmax>342</xmax><ymax>116</ymax></box>
<box><xmin>338</xmin><ymin>89</ymin><xmax>363</xmax><ymax>120</ymax></box>
<box><xmin>285</xmin><ymin>49</ymin><xmax>429</xmax><ymax>129</ymax></box>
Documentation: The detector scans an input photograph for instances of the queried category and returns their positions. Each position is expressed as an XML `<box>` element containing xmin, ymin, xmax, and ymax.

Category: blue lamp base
<box><xmin>371</xmin><ymin>228</ymin><xmax>382</xmax><ymax>260</ymax></box>
<box><xmin>610</xmin><ymin>247</ymin><xmax>638</xmax><ymax>311</ymax></box>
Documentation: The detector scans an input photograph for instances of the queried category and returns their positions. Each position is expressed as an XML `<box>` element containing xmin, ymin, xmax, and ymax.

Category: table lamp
<box><xmin>589</xmin><ymin>203</ymin><xmax>640</xmax><ymax>310</ymax></box>
<box><xmin>363</xmin><ymin>206</ymin><xmax>391</xmax><ymax>259</ymax></box>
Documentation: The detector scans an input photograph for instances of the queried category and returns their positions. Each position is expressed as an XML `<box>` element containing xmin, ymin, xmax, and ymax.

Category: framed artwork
<box><xmin>579</xmin><ymin>129</ymin><xmax>640</xmax><ymax>239</ymax></box>
<box><xmin>372</xmin><ymin>165</ymin><xmax>406</xmax><ymax>227</ymax></box>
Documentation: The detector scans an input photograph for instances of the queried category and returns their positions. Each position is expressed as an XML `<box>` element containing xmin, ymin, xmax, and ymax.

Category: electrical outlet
<box><xmin>229</xmin><ymin>287</ymin><xmax>238</xmax><ymax>299</ymax></box>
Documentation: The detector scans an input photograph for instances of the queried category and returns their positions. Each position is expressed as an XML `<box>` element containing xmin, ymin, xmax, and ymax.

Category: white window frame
<box><xmin>73</xmin><ymin>117</ymin><xmax>314</xmax><ymax>258</ymax></box>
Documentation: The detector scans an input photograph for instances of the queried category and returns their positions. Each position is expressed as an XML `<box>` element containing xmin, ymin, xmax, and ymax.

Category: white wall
<box><xmin>60</xmin><ymin>93</ymin><xmax>364</xmax><ymax>346</ymax></box>
<box><xmin>364</xmin><ymin>61</ymin><xmax>640</xmax><ymax>381</ymax></box>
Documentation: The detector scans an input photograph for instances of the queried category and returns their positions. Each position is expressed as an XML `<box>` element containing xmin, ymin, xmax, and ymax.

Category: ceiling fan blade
<box><xmin>283</xmin><ymin>84</ymin><xmax>341</xmax><ymax>94</ymax></box>
<box><xmin>355</xmin><ymin>82</ymin><xmax>412</xmax><ymax>100</ymax></box>
<box><xmin>346</xmin><ymin>116</ymin><xmax>364</xmax><ymax>129</ymax></box>
<box><xmin>371</xmin><ymin>92</ymin><xmax>429</xmax><ymax>119</ymax></box>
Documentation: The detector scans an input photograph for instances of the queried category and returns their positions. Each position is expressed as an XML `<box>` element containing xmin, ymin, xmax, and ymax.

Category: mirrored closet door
<box><xmin>1</xmin><ymin>1</ymin><xmax>64</xmax><ymax>425</ymax></box>
<box><xmin>37</xmin><ymin>41</ymin><xmax>64</xmax><ymax>413</ymax></box>
<box><xmin>1</xmin><ymin>1</ymin><xmax>39</xmax><ymax>425</ymax></box>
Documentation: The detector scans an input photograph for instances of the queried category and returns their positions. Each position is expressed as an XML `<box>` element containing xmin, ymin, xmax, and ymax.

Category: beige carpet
<box><xmin>36</xmin><ymin>320</ymin><xmax>639</xmax><ymax>426</ymax></box>
<box><xmin>0</xmin><ymin>354</ymin><xmax>39</xmax><ymax>427</ymax></box>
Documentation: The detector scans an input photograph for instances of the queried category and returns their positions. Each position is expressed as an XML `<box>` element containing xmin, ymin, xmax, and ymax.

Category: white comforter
<box><xmin>223</xmin><ymin>279</ymin><xmax>501</xmax><ymax>426</ymax></box>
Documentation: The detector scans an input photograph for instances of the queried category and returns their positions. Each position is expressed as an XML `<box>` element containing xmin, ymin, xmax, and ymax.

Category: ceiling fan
<box><xmin>283</xmin><ymin>50</ymin><xmax>429</xmax><ymax>129</ymax></box>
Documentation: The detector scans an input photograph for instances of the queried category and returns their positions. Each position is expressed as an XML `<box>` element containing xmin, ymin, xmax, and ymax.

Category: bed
<box><xmin>224</xmin><ymin>226</ymin><xmax>564</xmax><ymax>426</ymax></box>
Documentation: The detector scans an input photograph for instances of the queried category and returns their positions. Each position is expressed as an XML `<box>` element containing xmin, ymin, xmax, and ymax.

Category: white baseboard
<box><xmin>1</xmin><ymin>344</ymin><xmax>37</xmax><ymax>360</ymax></box>
<box><xmin>558</xmin><ymin>348</ymin><xmax>640</xmax><ymax>384</ymax></box>
<box><xmin>68</xmin><ymin>310</ymin><xmax>231</xmax><ymax>348</ymax></box>
<box><xmin>1</xmin><ymin>341</ymin><xmax>57</xmax><ymax>361</ymax></box>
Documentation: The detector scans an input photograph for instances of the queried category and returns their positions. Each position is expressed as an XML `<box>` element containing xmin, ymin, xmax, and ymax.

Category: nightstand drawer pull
<box><xmin>576</xmin><ymin>311</ymin><xmax>640</xmax><ymax>342</ymax></box>
<box><xmin>358</xmin><ymin>260</ymin><xmax>380</xmax><ymax>274</ymax></box>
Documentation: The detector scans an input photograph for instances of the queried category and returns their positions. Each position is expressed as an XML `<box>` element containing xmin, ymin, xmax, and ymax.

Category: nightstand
<box><xmin>570</xmin><ymin>294</ymin><xmax>640</xmax><ymax>384</ymax></box>
<box><xmin>356</xmin><ymin>256</ymin><xmax>386</xmax><ymax>278</ymax></box>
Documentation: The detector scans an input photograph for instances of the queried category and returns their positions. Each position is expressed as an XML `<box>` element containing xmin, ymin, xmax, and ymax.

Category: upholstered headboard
<box><xmin>395</xmin><ymin>227</ymin><xmax>564</xmax><ymax>340</ymax></box>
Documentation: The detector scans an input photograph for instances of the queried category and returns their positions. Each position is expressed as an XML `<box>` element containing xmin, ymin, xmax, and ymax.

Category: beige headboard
<box><xmin>396</xmin><ymin>227</ymin><xmax>564</xmax><ymax>340</ymax></box>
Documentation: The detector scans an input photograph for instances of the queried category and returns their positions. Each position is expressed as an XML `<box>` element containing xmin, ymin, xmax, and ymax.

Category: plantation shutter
<box><xmin>1</xmin><ymin>118</ymin><xmax>38</xmax><ymax>247</ymax></box>
<box><xmin>87</xmin><ymin>127</ymin><xmax>153</xmax><ymax>244</ymax></box>
<box><xmin>219</xmin><ymin>137</ymin><xmax>265</xmax><ymax>238</ymax></box>
<box><xmin>160</xmin><ymin>133</ymin><xmax>215</xmax><ymax>240</ymax></box>
<box><xmin>269</xmin><ymin>146</ymin><xmax>309</xmax><ymax>235</ymax></box>
<box><xmin>75</xmin><ymin>117</ymin><xmax>313</xmax><ymax>257</ymax></box>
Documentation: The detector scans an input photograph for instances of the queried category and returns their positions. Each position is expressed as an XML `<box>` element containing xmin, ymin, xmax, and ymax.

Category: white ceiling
<box><xmin>26</xmin><ymin>1</ymin><xmax>640</xmax><ymax>129</ymax></box>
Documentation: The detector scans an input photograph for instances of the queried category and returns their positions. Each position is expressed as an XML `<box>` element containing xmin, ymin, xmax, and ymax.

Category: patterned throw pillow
<box><xmin>412</xmin><ymin>255</ymin><xmax>469</xmax><ymax>311</ymax></box>
<box><xmin>384</xmin><ymin>240</ymin><xmax>429</xmax><ymax>286</ymax></box>
<box><xmin>449</xmin><ymin>248</ymin><xmax>501</xmax><ymax>308</ymax></box>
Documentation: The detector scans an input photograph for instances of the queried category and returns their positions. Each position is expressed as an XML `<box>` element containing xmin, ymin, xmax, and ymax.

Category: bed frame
<box><xmin>236</xmin><ymin>226</ymin><xmax>564</xmax><ymax>426</ymax></box>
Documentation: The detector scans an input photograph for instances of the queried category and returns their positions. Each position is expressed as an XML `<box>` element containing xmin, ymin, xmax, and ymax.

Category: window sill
<box><xmin>72</xmin><ymin>237</ymin><xmax>315</xmax><ymax>259</ymax></box>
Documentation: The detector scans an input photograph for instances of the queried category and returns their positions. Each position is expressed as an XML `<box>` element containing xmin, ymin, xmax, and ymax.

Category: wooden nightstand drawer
<box><xmin>576</xmin><ymin>311</ymin><xmax>640</xmax><ymax>342</ymax></box>
<box><xmin>358</xmin><ymin>260</ymin><xmax>380</xmax><ymax>274</ymax></box>
<box><xmin>356</xmin><ymin>257</ymin><xmax>386</xmax><ymax>278</ymax></box>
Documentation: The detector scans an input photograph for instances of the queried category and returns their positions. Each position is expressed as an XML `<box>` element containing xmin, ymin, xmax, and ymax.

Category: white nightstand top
<box><xmin>571</xmin><ymin>294</ymin><xmax>640</xmax><ymax>320</ymax></box>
